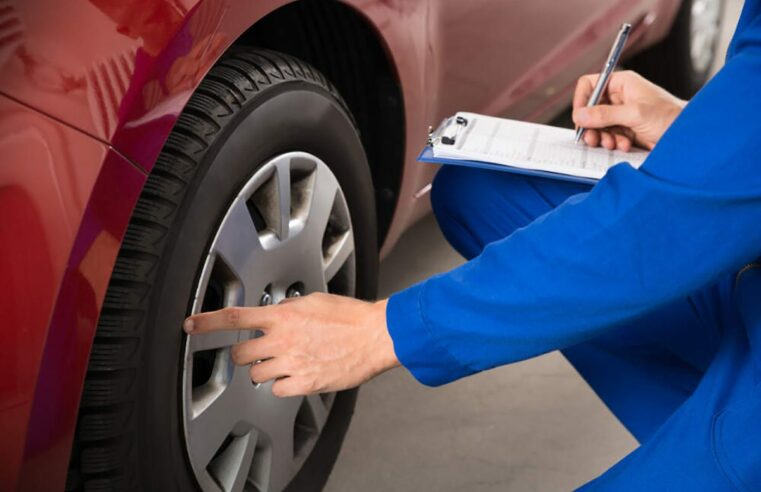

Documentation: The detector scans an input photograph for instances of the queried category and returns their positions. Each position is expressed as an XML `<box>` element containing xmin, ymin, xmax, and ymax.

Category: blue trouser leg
<box><xmin>431</xmin><ymin>166</ymin><xmax>761</xmax><ymax>490</ymax></box>
<box><xmin>431</xmin><ymin>166</ymin><xmax>720</xmax><ymax>442</ymax></box>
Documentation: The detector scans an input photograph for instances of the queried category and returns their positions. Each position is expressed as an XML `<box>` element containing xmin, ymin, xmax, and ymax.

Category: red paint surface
<box><xmin>0</xmin><ymin>93</ymin><xmax>146</xmax><ymax>490</ymax></box>
<box><xmin>0</xmin><ymin>0</ymin><xmax>680</xmax><ymax>489</ymax></box>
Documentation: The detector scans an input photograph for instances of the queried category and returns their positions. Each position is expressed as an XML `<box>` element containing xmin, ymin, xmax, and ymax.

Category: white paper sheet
<box><xmin>432</xmin><ymin>112</ymin><xmax>649</xmax><ymax>180</ymax></box>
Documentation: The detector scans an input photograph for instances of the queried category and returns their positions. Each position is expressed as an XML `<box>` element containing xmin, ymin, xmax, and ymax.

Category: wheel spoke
<box><xmin>235</xmin><ymin>375</ymin><xmax>303</xmax><ymax>439</ymax></box>
<box><xmin>268</xmin><ymin>432</ymin><xmax>295</xmax><ymax>491</ymax></box>
<box><xmin>188</xmin><ymin>388</ymin><xmax>242</xmax><ymax>470</ymax></box>
<box><xmin>224</xmin><ymin>431</ymin><xmax>258</xmax><ymax>492</ymax></box>
<box><xmin>323</xmin><ymin>230</ymin><xmax>354</xmax><ymax>283</ymax></box>
<box><xmin>212</xmin><ymin>198</ymin><xmax>263</xmax><ymax>278</ymax></box>
<box><xmin>303</xmin><ymin>165</ymin><xmax>339</xmax><ymax>245</ymax></box>
<box><xmin>304</xmin><ymin>394</ymin><xmax>330</xmax><ymax>432</ymax></box>
<box><xmin>274</xmin><ymin>159</ymin><xmax>292</xmax><ymax>241</ymax></box>
<box><xmin>188</xmin><ymin>330</ymin><xmax>241</xmax><ymax>354</ymax></box>
<box><xmin>254</xmin><ymin>394</ymin><xmax>299</xmax><ymax>492</ymax></box>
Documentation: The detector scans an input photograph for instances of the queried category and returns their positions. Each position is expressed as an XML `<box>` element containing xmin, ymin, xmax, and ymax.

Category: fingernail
<box><xmin>183</xmin><ymin>318</ymin><xmax>194</xmax><ymax>333</ymax></box>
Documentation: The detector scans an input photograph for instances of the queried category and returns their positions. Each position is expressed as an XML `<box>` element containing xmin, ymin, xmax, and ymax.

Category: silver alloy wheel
<box><xmin>182</xmin><ymin>152</ymin><xmax>356</xmax><ymax>492</ymax></box>
<box><xmin>690</xmin><ymin>0</ymin><xmax>723</xmax><ymax>73</ymax></box>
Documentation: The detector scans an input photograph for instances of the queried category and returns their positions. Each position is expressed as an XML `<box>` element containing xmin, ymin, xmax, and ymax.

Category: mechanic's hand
<box><xmin>572</xmin><ymin>70</ymin><xmax>687</xmax><ymax>151</ymax></box>
<box><xmin>183</xmin><ymin>293</ymin><xmax>399</xmax><ymax>397</ymax></box>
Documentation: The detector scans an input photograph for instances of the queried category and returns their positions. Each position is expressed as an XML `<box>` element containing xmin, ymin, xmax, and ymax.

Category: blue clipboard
<box><xmin>418</xmin><ymin>146</ymin><xmax>599</xmax><ymax>186</ymax></box>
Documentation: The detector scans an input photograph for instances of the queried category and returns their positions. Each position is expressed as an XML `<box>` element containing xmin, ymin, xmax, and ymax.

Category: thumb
<box><xmin>573</xmin><ymin>104</ymin><xmax>638</xmax><ymax>129</ymax></box>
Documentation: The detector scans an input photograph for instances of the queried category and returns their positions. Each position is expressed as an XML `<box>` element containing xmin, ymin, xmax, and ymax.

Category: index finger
<box><xmin>573</xmin><ymin>74</ymin><xmax>599</xmax><ymax>110</ymax></box>
<box><xmin>184</xmin><ymin>305</ymin><xmax>280</xmax><ymax>334</ymax></box>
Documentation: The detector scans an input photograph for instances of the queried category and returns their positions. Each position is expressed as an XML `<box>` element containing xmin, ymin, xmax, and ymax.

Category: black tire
<box><xmin>630</xmin><ymin>0</ymin><xmax>725</xmax><ymax>98</ymax></box>
<box><xmin>67</xmin><ymin>49</ymin><xmax>378</xmax><ymax>491</ymax></box>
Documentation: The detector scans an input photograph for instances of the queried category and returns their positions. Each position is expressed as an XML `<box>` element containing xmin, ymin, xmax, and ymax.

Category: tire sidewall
<box><xmin>135</xmin><ymin>82</ymin><xmax>377</xmax><ymax>490</ymax></box>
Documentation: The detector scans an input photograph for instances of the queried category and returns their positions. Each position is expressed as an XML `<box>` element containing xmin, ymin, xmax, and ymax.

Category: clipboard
<box><xmin>418</xmin><ymin>112</ymin><xmax>648</xmax><ymax>185</ymax></box>
<box><xmin>417</xmin><ymin>146</ymin><xmax>599</xmax><ymax>185</ymax></box>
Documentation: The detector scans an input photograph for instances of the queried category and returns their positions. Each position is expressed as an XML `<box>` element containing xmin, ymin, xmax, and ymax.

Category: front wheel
<box><xmin>630</xmin><ymin>0</ymin><xmax>725</xmax><ymax>98</ymax></box>
<box><xmin>67</xmin><ymin>49</ymin><xmax>378</xmax><ymax>492</ymax></box>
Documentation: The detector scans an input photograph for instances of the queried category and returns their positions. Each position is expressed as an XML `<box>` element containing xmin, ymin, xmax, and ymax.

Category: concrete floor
<box><xmin>325</xmin><ymin>3</ymin><xmax>741</xmax><ymax>490</ymax></box>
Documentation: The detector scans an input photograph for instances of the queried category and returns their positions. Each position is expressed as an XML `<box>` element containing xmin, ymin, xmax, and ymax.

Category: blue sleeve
<box><xmin>387</xmin><ymin>24</ymin><xmax>761</xmax><ymax>387</ymax></box>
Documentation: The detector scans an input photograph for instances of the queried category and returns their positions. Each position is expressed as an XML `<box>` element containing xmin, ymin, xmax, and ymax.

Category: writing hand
<box><xmin>572</xmin><ymin>70</ymin><xmax>686</xmax><ymax>151</ymax></box>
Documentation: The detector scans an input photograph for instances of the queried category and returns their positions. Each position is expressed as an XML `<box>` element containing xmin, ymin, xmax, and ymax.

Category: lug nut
<box><xmin>260</xmin><ymin>291</ymin><xmax>272</xmax><ymax>306</ymax></box>
<box><xmin>286</xmin><ymin>287</ymin><xmax>302</xmax><ymax>298</ymax></box>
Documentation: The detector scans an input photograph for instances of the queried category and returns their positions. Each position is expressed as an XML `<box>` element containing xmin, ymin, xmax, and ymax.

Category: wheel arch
<box><xmin>102</xmin><ymin>1</ymin><xmax>407</xmax><ymax>249</ymax></box>
<box><xmin>229</xmin><ymin>1</ymin><xmax>406</xmax><ymax>244</ymax></box>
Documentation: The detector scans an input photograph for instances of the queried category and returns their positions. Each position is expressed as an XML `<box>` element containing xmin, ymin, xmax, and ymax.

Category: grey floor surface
<box><xmin>325</xmin><ymin>3</ymin><xmax>741</xmax><ymax>490</ymax></box>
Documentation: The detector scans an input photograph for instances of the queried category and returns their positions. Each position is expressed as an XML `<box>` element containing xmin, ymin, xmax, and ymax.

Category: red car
<box><xmin>0</xmin><ymin>0</ymin><xmax>723</xmax><ymax>490</ymax></box>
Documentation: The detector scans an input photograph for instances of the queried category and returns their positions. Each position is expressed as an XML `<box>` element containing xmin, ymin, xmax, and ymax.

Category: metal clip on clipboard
<box><xmin>427</xmin><ymin>115</ymin><xmax>469</xmax><ymax>147</ymax></box>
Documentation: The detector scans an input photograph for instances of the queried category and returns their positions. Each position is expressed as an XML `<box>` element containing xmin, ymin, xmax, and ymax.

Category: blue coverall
<box><xmin>386</xmin><ymin>2</ymin><xmax>761</xmax><ymax>489</ymax></box>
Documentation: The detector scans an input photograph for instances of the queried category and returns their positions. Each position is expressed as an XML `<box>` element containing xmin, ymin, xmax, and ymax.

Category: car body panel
<box><xmin>0</xmin><ymin>0</ymin><xmax>224</xmax><ymax>168</ymax></box>
<box><xmin>0</xmin><ymin>94</ymin><xmax>147</xmax><ymax>490</ymax></box>
<box><xmin>17</xmin><ymin>153</ymin><xmax>145</xmax><ymax>492</ymax></box>
<box><xmin>0</xmin><ymin>0</ymin><xmax>681</xmax><ymax>489</ymax></box>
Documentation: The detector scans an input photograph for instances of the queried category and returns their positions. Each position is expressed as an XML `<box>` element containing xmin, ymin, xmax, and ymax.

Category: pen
<box><xmin>575</xmin><ymin>23</ymin><xmax>632</xmax><ymax>145</ymax></box>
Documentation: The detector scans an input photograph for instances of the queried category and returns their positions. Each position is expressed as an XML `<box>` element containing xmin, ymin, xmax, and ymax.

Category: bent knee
<box><xmin>430</xmin><ymin>166</ymin><xmax>525</xmax><ymax>259</ymax></box>
<box><xmin>431</xmin><ymin>166</ymin><xmax>493</xmax><ymax>224</ymax></box>
<box><xmin>430</xmin><ymin>166</ymin><xmax>459</xmax><ymax>221</ymax></box>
